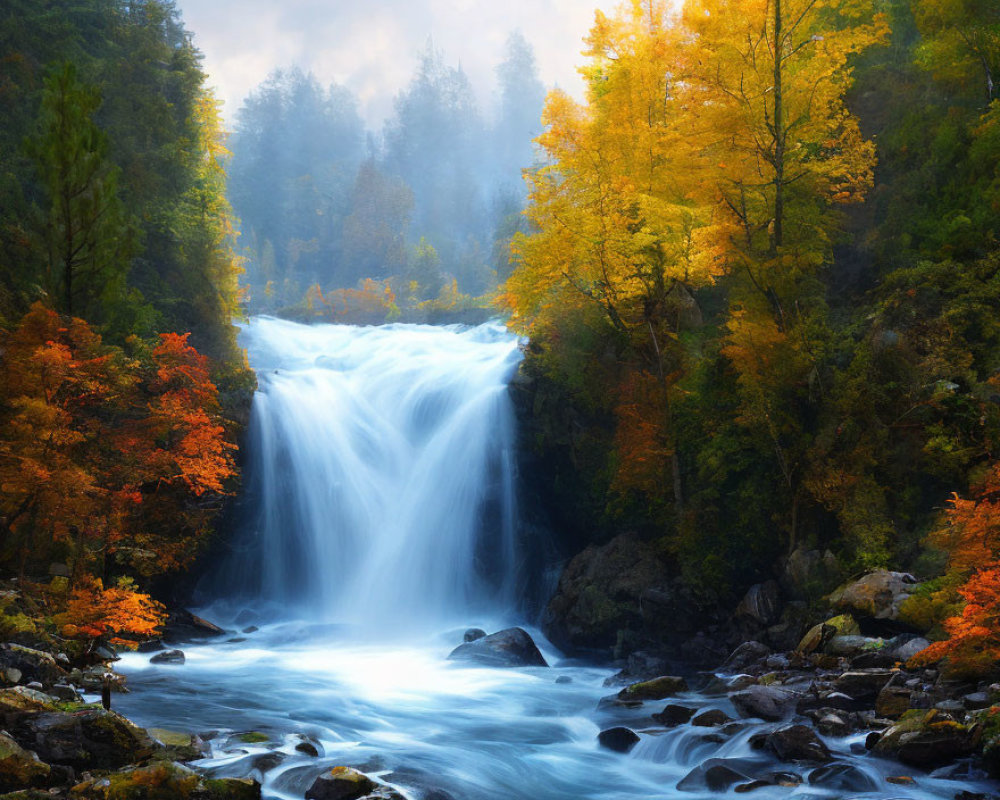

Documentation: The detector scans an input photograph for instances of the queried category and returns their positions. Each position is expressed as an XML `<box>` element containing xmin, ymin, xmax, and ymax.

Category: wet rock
<box><xmin>136</xmin><ymin>640</ymin><xmax>164</xmax><ymax>654</ymax></box>
<box><xmin>150</xmin><ymin>649</ymin><xmax>185</xmax><ymax>665</ymax></box>
<box><xmin>596</xmin><ymin>695</ymin><xmax>643</xmax><ymax>711</ymax></box>
<box><xmin>796</xmin><ymin>623</ymin><xmax>834</xmax><ymax>656</ymax></box>
<box><xmin>762</xmin><ymin>725</ymin><xmax>832</xmax><ymax>763</ymax></box>
<box><xmin>850</xmin><ymin>649</ymin><xmax>895</xmax><ymax>669</ymax></box>
<box><xmin>833</xmin><ymin>670</ymin><xmax>894</xmax><ymax>700</ymax></box>
<box><xmin>652</xmin><ymin>704</ymin><xmax>695</xmax><ymax>727</ymax></box>
<box><xmin>723</xmin><ymin>642</ymin><xmax>771</xmax><ymax>672</ymax></box>
<box><xmin>48</xmin><ymin>683</ymin><xmax>80</xmax><ymax>703</ymax></box>
<box><xmin>14</xmin><ymin>708</ymin><xmax>157</xmax><ymax>770</ymax></box>
<box><xmin>736</xmin><ymin>582</ymin><xmax>781</xmax><ymax>626</ymax></box>
<box><xmin>604</xmin><ymin>650</ymin><xmax>671</xmax><ymax>685</ymax></box>
<box><xmin>555</xmin><ymin>675</ymin><xmax>572</xmax><ymax>684</ymax></box>
<box><xmin>816</xmin><ymin>713</ymin><xmax>850</xmax><ymax>737</ymax></box>
<box><xmin>149</xmin><ymin>728</ymin><xmax>209</xmax><ymax>762</ymax></box>
<box><xmin>306</xmin><ymin>767</ymin><xmax>377</xmax><ymax>800</ymax></box>
<box><xmin>0</xmin><ymin>731</ymin><xmax>49</xmax><ymax>791</ymax></box>
<box><xmin>296</xmin><ymin>741</ymin><xmax>321</xmax><ymax>757</ymax></box>
<box><xmin>252</xmin><ymin>751</ymin><xmax>287</xmax><ymax>772</ymax></box>
<box><xmin>827</xmin><ymin>570</ymin><xmax>916</xmax><ymax>622</ymax></box>
<box><xmin>463</xmin><ymin>628</ymin><xmax>486</xmax><ymax>643</ymax></box>
<box><xmin>872</xmin><ymin>709</ymin><xmax>975</xmax><ymax>767</ymax></box>
<box><xmin>162</xmin><ymin>609</ymin><xmax>226</xmax><ymax>643</ymax></box>
<box><xmin>677</xmin><ymin>759</ymin><xmax>754</xmax><ymax>792</ymax></box>
<box><xmin>807</xmin><ymin>762</ymin><xmax>879</xmax><ymax>792</ymax></box>
<box><xmin>691</xmin><ymin>709</ymin><xmax>731</xmax><ymax>727</ymax></box>
<box><xmin>887</xmin><ymin>635</ymin><xmax>930</xmax><ymax>663</ymax></box>
<box><xmin>541</xmin><ymin>532</ymin><xmax>670</xmax><ymax>652</ymax></box>
<box><xmin>597</xmin><ymin>727</ymin><xmax>640</xmax><ymax>753</ymax></box>
<box><xmin>447</xmin><ymin>627</ymin><xmax>547</xmax><ymax>668</ymax></box>
<box><xmin>0</xmin><ymin>644</ymin><xmax>66</xmax><ymax>688</ymax></box>
<box><xmin>617</xmin><ymin>675</ymin><xmax>688</xmax><ymax>701</ymax></box>
<box><xmin>825</xmin><ymin>635</ymin><xmax>879</xmax><ymax>657</ymax></box>
<box><xmin>875</xmin><ymin>686</ymin><xmax>911</xmax><ymax>719</ymax></box>
<box><xmin>243</xmin><ymin>626</ymin><xmax>260</xmax><ymax>634</ymax></box>
<box><xmin>963</xmin><ymin>691</ymin><xmax>991</xmax><ymax>710</ymax></box>
<box><xmin>730</xmin><ymin>685</ymin><xmax>800</xmax><ymax>721</ymax></box>
<box><xmin>0</xmin><ymin>686</ymin><xmax>57</xmax><ymax>716</ymax></box>
<box><xmin>205</xmin><ymin>777</ymin><xmax>262</xmax><ymax>800</ymax></box>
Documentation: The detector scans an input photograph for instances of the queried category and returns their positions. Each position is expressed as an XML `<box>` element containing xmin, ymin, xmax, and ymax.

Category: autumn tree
<box><xmin>504</xmin><ymin>1</ymin><xmax>714</xmax><ymax>509</ymax></box>
<box><xmin>914</xmin><ymin>0</ymin><xmax>1000</xmax><ymax>103</ymax></box>
<box><xmin>0</xmin><ymin>304</ymin><xmax>235</xmax><ymax>637</ymax></box>
<box><xmin>678</xmin><ymin>0</ymin><xmax>888</xmax><ymax>554</ymax></box>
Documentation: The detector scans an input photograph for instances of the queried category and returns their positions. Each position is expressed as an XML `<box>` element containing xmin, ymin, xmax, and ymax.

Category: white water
<box><xmin>226</xmin><ymin>317</ymin><xmax>524</xmax><ymax>628</ymax></box>
<box><xmin>113</xmin><ymin>318</ymin><xmax>996</xmax><ymax>800</ymax></box>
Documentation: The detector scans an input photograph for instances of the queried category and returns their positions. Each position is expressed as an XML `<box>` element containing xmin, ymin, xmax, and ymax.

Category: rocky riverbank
<box><xmin>560</xmin><ymin>562</ymin><xmax>1000</xmax><ymax>791</ymax></box>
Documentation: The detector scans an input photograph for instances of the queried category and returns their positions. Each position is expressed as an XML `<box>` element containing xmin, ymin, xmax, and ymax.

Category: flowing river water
<box><xmin>111</xmin><ymin>318</ymin><xmax>995</xmax><ymax>800</ymax></box>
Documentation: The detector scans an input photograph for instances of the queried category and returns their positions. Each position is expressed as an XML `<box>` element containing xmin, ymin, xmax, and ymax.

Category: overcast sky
<box><xmin>174</xmin><ymin>0</ymin><xmax>616</xmax><ymax>128</ymax></box>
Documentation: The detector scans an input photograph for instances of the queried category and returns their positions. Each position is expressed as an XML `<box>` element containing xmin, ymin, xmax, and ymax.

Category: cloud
<box><xmin>175</xmin><ymin>0</ymin><xmax>609</xmax><ymax>127</ymax></box>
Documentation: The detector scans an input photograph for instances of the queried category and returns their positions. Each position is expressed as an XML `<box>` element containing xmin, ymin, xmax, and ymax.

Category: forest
<box><xmin>1</xmin><ymin>0</ymin><xmax>1000</xmax><ymax>796</ymax></box>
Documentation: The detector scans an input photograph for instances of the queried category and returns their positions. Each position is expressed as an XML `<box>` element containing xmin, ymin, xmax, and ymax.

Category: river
<box><xmin>111</xmin><ymin>318</ymin><xmax>995</xmax><ymax>800</ymax></box>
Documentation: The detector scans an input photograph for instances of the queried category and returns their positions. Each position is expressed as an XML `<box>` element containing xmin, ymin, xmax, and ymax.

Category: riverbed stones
<box><xmin>730</xmin><ymin>685</ymin><xmax>800</xmax><ymax>721</ymax></box>
<box><xmin>723</xmin><ymin>641</ymin><xmax>771</xmax><ymax>672</ymax></box>
<box><xmin>447</xmin><ymin>627</ymin><xmax>547</xmax><ymax>668</ymax></box>
<box><xmin>677</xmin><ymin>759</ymin><xmax>754</xmax><ymax>792</ymax></box>
<box><xmin>875</xmin><ymin>686</ymin><xmax>912</xmax><ymax>718</ymax></box>
<box><xmin>834</xmin><ymin>670</ymin><xmax>894</xmax><ymax>700</ymax></box>
<box><xmin>760</xmin><ymin>725</ymin><xmax>832</xmax><ymax>763</ymax></box>
<box><xmin>691</xmin><ymin>709</ymin><xmax>731</xmax><ymax>727</ymax></box>
<box><xmin>871</xmin><ymin>710</ymin><xmax>976</xmax><ymax>766</ymax></box>
<box><xmin>807</xmin><ymin>762</ymin><xmax>879</xmax><ymax>792</ymax></box>
<box><xmin>150</xmin><ymin>649</ymin><xmax>185</xmax><ymax>665</ymax></box>
<box><xmin>463</xmin><ymin>628</ymin><xmax>486</xmax><ymax>643</ymax></box>
<box><xmin>617</xmin><ymin>675</ymin><xmax>688</xmax><ymax>701</ymax></box>
<box><xmin>15</xmin><ymin>708</ymin><xmax>157</xmax><ymax>770</ymax></box>
<box><xmin>653</xmin><ymin>704</ymin><xmax>695</xmax><ymax>727</ymax></box>
<box><xmin>0</xmin><ymin>731</ymin><xmax>49</xmax><ymax>791</ymax></box>
<box><xmin>597</xmin><ymin>727</ymin><xmax>640</xmax><ymax>753</ymax></box>
<box><xmin>306</xmin><ymin>766</ymin><xmax>377</xmax><ymax>800</ymax></box>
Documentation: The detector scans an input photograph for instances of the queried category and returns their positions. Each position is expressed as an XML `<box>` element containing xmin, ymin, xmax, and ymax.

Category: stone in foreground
<box><xmin>598</xmin><ymin>727</ymin><xmax>640</xmax><ymax>753</ymax></box>
<box><xmin>447</xmin><ymin>628</ymin><xmax>548</xmax><ymax>668</ymax></box>
<box><xmin>617</xmin><ymin>675</ymin><xmax>688</xmax><ymax>701</ymax></box>
<box><xmin>306</xmin><ymin>767</ymin><xmax>377</xmax><ymax>800</ymax></box>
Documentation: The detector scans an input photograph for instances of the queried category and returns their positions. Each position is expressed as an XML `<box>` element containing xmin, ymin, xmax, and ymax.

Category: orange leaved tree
<box><xmin>910</xmin><ymin>460</ymin><xmax>1000</xmax><ymax>677</ymax></box>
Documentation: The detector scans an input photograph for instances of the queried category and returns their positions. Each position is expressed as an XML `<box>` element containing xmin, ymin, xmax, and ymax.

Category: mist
<box><xmin>229</xmin><ymin>33</ymin><xmax>549</xmax><ymax>316</ymax></box>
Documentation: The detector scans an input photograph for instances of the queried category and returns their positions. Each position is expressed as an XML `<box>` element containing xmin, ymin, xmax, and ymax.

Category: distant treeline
<box><xmin>229</xmin><ymin>36</ymin><xmax>546</xmax><ymax>315</ymax></box>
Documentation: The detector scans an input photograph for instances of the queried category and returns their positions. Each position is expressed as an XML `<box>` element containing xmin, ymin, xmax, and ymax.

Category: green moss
<box><xmin>234</xmin><ymin>731</ymin><xmax>269</xmax><ymax>744</ymax></box>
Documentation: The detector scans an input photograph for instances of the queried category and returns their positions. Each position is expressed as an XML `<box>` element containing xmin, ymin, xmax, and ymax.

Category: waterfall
<box><xmin>226</xmin><ymin>316</ymin><xmax>524</xmax><ymax>629</ymax></box>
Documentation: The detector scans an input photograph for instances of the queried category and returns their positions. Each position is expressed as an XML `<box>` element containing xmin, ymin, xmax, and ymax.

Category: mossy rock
<box><xmin>0</xmin><ymin>732</ymin><xmax>49</xmax><ymax>792</ymax></box>
<box><xmin>617</xmin><ymin>675</ymin><xmax>688</xmax><ymax>701</ymax></box>
<box><xmin>0</xmin><ymin>686</ymin><xmax>58</xmax><ymax>714</ymax></box>
<box><xmin>234</xmin><ymin>731</ymin><xmax>269</xmax><ymax>744</ymax></box>
<box><xmin>149</xmin><ymin>729</ymin><xmax>206</xmax><ymax>762</ymax></box>
<box><xmin>826</xmin><ymin>615</ymin><xmax>861</xmax><ymax>636</ymax></box>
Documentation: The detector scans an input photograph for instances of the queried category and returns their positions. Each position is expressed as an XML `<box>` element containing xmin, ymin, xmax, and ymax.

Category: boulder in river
<box><xmin>463</xmin><ymin>628</ymin><xmax>486</xmax><ymax>643</ymax></box>
<box><xmin>730</xmin><ymin>685</ymin><xmax>800</xmax><ymax>721</ymax></box>
<box><xmin>677</xmin><ymin>758</ymin><xmax>755</xmax><ymax>792</ymax></box>
<box><xmin>760</xmin><ymin>725</ymin><xmax>832</xmax><ymax>763</ymax></box>
<box><xmin>306</xmin><ymin>766</ymin><xmax>377</xmax><ymax>800</ymax></box>
<box><xmin>653</xmin><ymin>704</ymin><xmax>695</xmax><ymax>727</ymax></box>
<box><xmin>447</xmin><ymin>628</ymin><xmax>548</xmax><ymax>668</ymax></box>
<box><xmin>807</xmin><ymin>762</ymin><xmax>879</xmax><ymax>792</ymax></box>
<box><xmin>723</xmin><ymin>641</ymin><xmax>771</xmax><ymax>672</ymax></box>
<box><xmin>871</xmin><ymin>709</ymin><xmax>975</xmax><ymax>767</ymax></box>
<box><xmin>598</xmin><ymin>727</ymin><xmax>640</xmax><ymax>753</ymax></box>
<box><xmin>161</xmin><ymin>609</ymin><xmax>226</xmax><ymax>643</ymax></box>
<box><xmin>617</xmin><ymin>675</ymin><xmax>688</xmax><ymax>701</ymax></box>
<box><xmin>150</xmin><ymin>649</ymin><xmax>185</xmax><ymax>665</ymax></box>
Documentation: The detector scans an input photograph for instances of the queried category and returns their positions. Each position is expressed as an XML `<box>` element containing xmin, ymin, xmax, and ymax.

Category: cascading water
<box><xmin>111</xmin><ymin>316</ymin><xmax>999</xmax><ymax>800</ymax></box>
<box><xmin>223</xmin><ymin>317</ymin><xmax>524</xmax><ymax>627</ymax></box>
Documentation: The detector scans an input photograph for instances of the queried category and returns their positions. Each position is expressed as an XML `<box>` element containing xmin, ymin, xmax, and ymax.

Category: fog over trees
<box><xmin>230</xmin><ymin>31</ymin><xmax>546</xmax><ymax>314</ymax></box>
